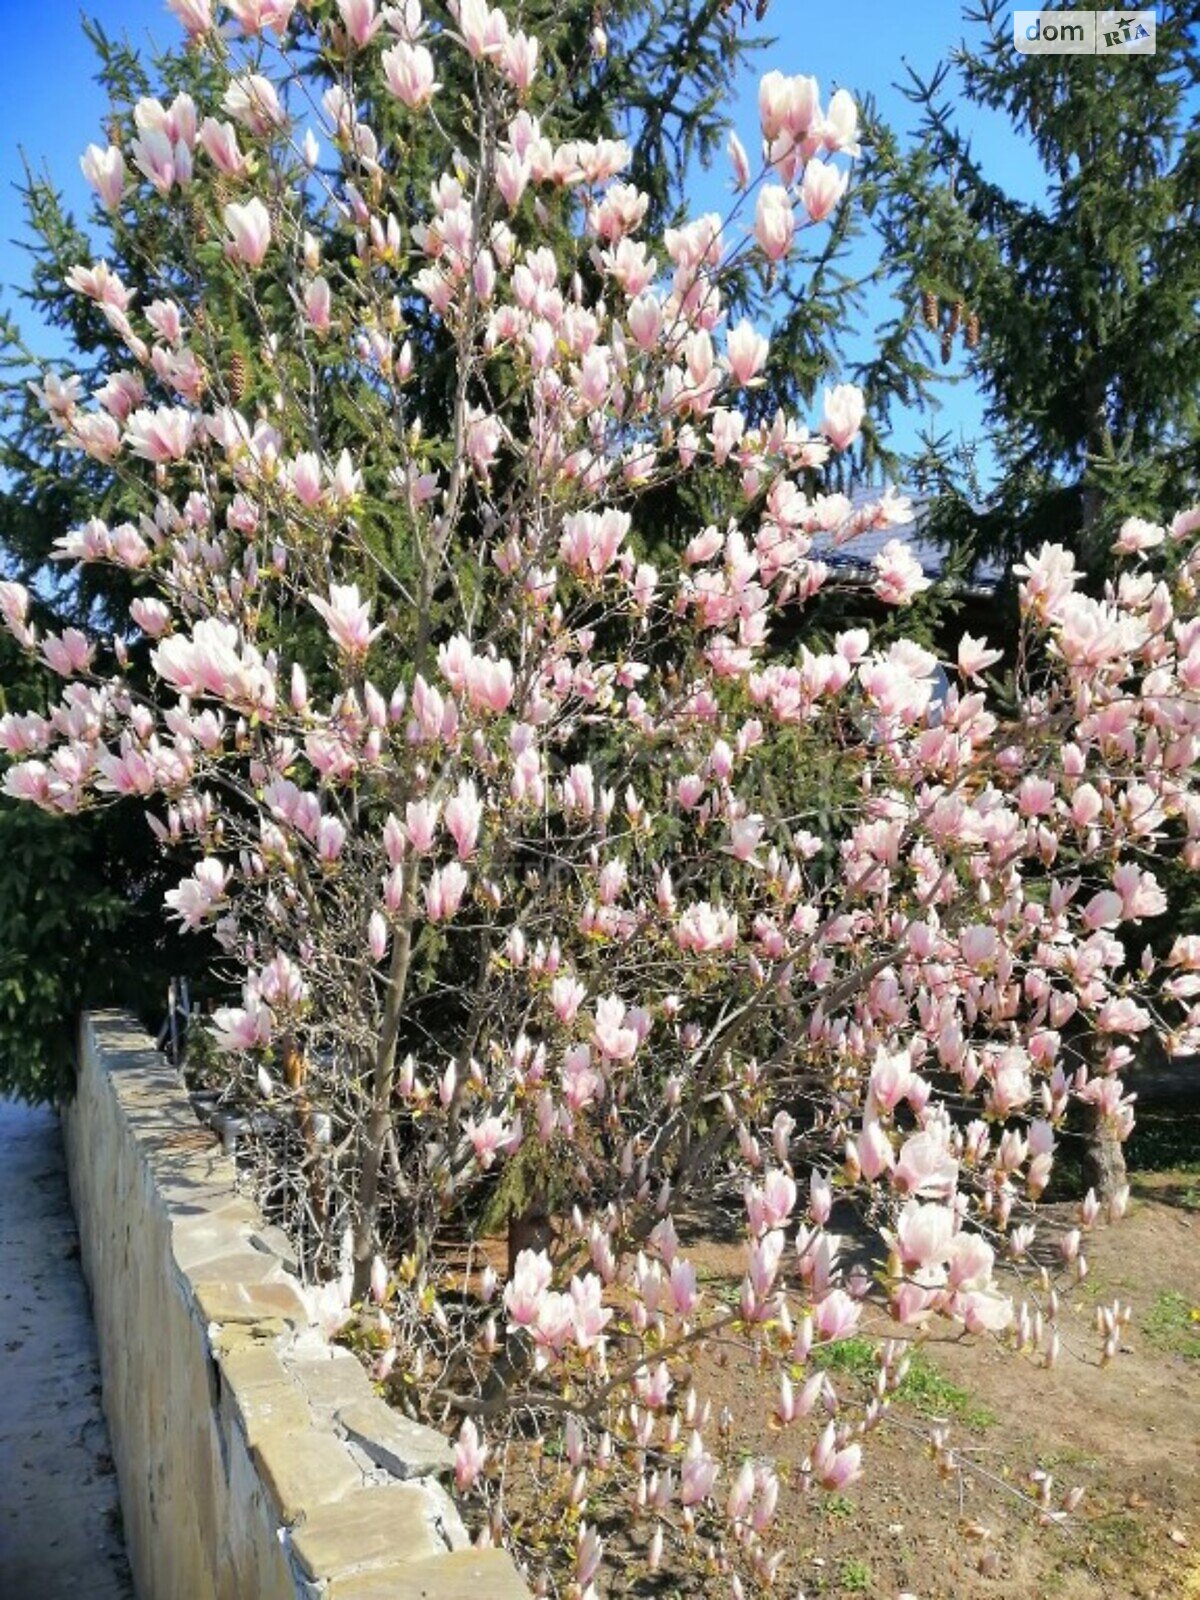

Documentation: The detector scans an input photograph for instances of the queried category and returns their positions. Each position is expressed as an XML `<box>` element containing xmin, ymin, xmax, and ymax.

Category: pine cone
<box><xmin>948</xmin><ymin>298</ymin><xmax>964</xmax><ymax>335</ymax></box>
<box><xmin>226</xmin><ymin>351</ymin><xmax>249</xmax><ymax>403</ymax></box>
<box><xmin>940</xmin><ymin>329</ymin><xmax>954</xmax><ymax>366</ymax></box>
<box><xmin>921</xmin><ymin>290</ymin><xmax>939</xmax><ymax>332</ymax></box>
<box><xmin>966</xmin><ymin>311</ymin><xmax>981</xmax><ymax>350</ymax></box>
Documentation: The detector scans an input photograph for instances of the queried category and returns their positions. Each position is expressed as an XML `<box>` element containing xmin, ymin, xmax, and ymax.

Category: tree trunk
<box><xmin>1081</xmin><ymin>1101</ymin><xmax>1127</xmax><ymax>1203</ymax></box>
<box><xmin>351</xmin><ymin>871</ymin><xmax>417</xmax><ymax>1301</ymax></box>
<box><xmin>281</xmin><ymin>1032</ymin><xmax>331</xmax><ymax>1269</ymax></box>
<box><xmin>507</xmin><ymin>1199</ymin><xmax>553</xmax><ymax>1277</ymax></box>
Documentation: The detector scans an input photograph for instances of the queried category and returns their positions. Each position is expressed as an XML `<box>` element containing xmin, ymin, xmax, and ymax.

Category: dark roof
<box><xmin>806</xmin><ymin>486</ymin><xmax>1003</xmax><ymax>595</ymax></box>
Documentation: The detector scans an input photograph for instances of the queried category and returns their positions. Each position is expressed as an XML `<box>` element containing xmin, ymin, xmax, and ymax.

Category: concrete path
<box><xmin>0</xmin><ymin>1097</ymin><xmax>134</xmax><ymax>1598</ymax></box>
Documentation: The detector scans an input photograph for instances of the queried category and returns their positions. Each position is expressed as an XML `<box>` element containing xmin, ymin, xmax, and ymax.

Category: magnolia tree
<box><xmin>4</xmin><ymin>1</ymin><xmax>1200</xmax><ymax>1593</ymax></box>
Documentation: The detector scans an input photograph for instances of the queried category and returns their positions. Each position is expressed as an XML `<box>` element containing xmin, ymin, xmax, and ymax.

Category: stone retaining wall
<box><xmin>65</xmin><ymin>1010</ymin><xmax>529</xmax><ymax>1600</ymax></box>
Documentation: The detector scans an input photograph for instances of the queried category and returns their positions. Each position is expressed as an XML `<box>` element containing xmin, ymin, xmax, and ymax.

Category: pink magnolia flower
<box><xmin>501</xmin><ymin>30</ymin><xmax>539</xmax><ymax>94</ymax></box>
<box><xmin>131</xmin><ymin>127</ymin><xmax>180</xmax><ymax>195</ymax></box>
<box><xmin>0</xmin><ymin>712</ymin><xmax>50</xmax><ymax>758</ymax></box>
<box><xmin>198</xmin><ymin>118</ymin><xmax>248</xmax><ymax>178</ymax></box>
<box><xmin>813</xmin><ymin>1287</ymin><xmax>861</xmax><ymax>1342</ymax></box>
<box><xmin>223</xmin><ymin>74</ymin><xmax>286</xmax><ymax>137</ymax></box>
<box><xmin>308</xmin><ymin>584</ymin><xmax>384</xmax><ymax>658</ymax></box>
<box><xmin>754</xmin><ymin>186</ymin><xmax>795</xmax><ymax>262</ymax></box>
<box><xmin>561</xmin><ymin>1044</ymin><xmax>602</xmax><ymax>1112</ymax></box>
<box><xmin>667</xmin><ymin>1258</ymin><xmax>700</xmax><ymax>1317</ymax></box>
<box><xmin>1113</xmin><ymin>862</ymin><xmax>1168</xmax><ymax>920</ymax></box>
<box><xmin>946</xmin><ymin>1231</ymin><xmax>995</xmax><ymax>1292</ymax></box>
<box><xmin>152</xmin><ymin>618</ymin><xmax>275</xmax><ymax>714</ymax></box>
<box><xmin>576</xmin><ymin>1525</ymin><xmax>603</xmax><ymax>1591</ymax></box>
<box><xmin>2</xmin><ymin>763</ymin><xmax>52</xmax><ymax>808</ymax></box>
<box><xmin>551</xmin><ymin>975</ymin><xmax>586</xmax><ymax>1024</ymax></box>
<box><xmin>1096</xmin><ymin>996</ymin><xmax>1151</xmax><ymax>1034</ymax></box>
<box><xmin>725</xmin><ymin>320</ymin><xmax>769</xmax><ymax>386</ymax></box>
<box><xmin>957</xmin><ymin>632</ymin><xmax>1004</xmax><ymax>681</ymax></box>
<box><xmin>465</xmin><ymin>654</ymin><xmax>514</xmax><ymax>714</ymax></box>
<box><xmin>305</xmin><ymin>276</ymin><xmax>332</xmax><ymax>333</ymax></box>
<box><xmin>0</xmin><ymin>581</ymin><xmax>30</xmax><ymax>634</ymax></box>
<box><xmin>681</xmin><ymin>1433</ymin><xmax>719</xmax><ymax>1506</ymax></box>
<box><xmin>560</xmin><ymin>509</ymin><xmax>630</xmax><ymax>577</ymax></box>
<box><xmin>95</xmin><ymin>370</ymin><xmax>144</xmax><ymax>421</ymax></box>
<box><xmin>758</xmin><ymin>70</ymin><xmax>793</xmax><ymax>141</ymax></box>
<box><xmin>823</xmin><ymin>88</ymin><xmax>861</xmax><ymax>155</ymax></box>
<box><xmin>868</xmin><ymin>1045</ymin><xmax>914</xmax><ymax>1114</ymax></box>
<box><xmin>1016</xmin><ymin>775</ymin><xmax>1056</xmax><ymax>817</ymax></box>
<box><xmin>382</xmin><ymin>40</ymin><xmax>439</xmax><ymax>108</ymax></box>
<box><xmin>444</xmin><ymin>778</ymin><xmax>482</xmax><ymax>859</ymax></box>
<box><xmin>1082</xmin><ymin>889</ymin><xmax>1124</xmax><ymax>931</ymax></box>
<box><xmin>812</xmin><ymin>1422</ymin><xmax>862</xmax><ymax>1490</ymax></box>
<box><xmin>405</xmin><ymin>799</ymin><xmax>440</xmax><ymax>855</ymax></box>
<box><xmin>593</xmin><ymin>995</ymin><xmax>640</xmax><ymax>1061</ymax></box>
<box><xmin>728</xmin><ymin>812</ymin><xmax>765</xmax><ymax>861</ymax></box>
<box><xmin>569</xmin><ymin>1273</ymin><xmax>612</xmax><ymax>1348</ymax></box>
<box><xmin>744</xmin><ymin>1228</ymin><xmax>786</xmax><ymax>1306</ymax></box>
<box><xmin>727</xmin><ymin>130</ymin><xmax>751</xmax><ymax>188</ymax></box>
<box><xmin>895</xmin><ymin>1198</ymin><xmax>954</xmax><ymax>1270</ymax></box>
<box><xmin>164</xmin><ymin>859</ymin><xmax>229</xmax><ymax>929</ymax></box>
<box><xmin>856</xmin><ymin>1121</ymin><xmax>895</xmax><ymax>1179</ymax></box>
<box><xmin>496</xmin><ymin>149</ymin><xmax>532</xmax><ymax>209</ymax></box>
<box><xmin>425</xmin><ymin>861</ymin><xmax>469</xmax><ymax>921</ymax></box>
<box><xmin>211</xmin><ymin>999</ymin><xmax>274</xmax><ymax>1052</ymax></box>
<box><xmin>627</xmin><ymin>292</ymin><xmax>663</xmax><ymax>351</ymax></box>
<box><xmin>466</xmin><ymin>408</ymin><xmax>502</xmax><ymax>472</ymax></box>
<box><xmin>316</xmin><ymin>815</ymin><xmax>347</xmax><ymax>864</ymax></box>
<box><xmin>675</xmin><ymin>901</ymin><xmax>738</xmax><ymax>953</ymax></box>
<box><xmin>81</xmin><ymin>144</ymin><xmax>126</xmax><ymax>210</ymax></box>
<box><xmin>959</xmin><ymin>923</ymin><xmax>998</xmax><ymax>970</ymax></box>
<box><xmin>286</xmin><ymin>452</ymin><xmax>322</xmax><ymax>508</ymax></box>
<box><xmin>758</xmin><ymin>70</ymin><xmax>820</xmax><ymax>142</ymax></box>
<box><xmin>801</xmin><ymin>159</ymin><xmax>849</xmax><ymax>222</ymax></box>
<box><xmin>224</xmin><ymin>198</ymin><xmax>272</xmax><ymax>267</ymax></box>
<box><xmin>1013</xmin><ymin>542</ymin><xmax>1078</xmax><ymax>620</ymax></box>
<box><xmin>226</xmin><ymin>0</ymin><xmax>297</xmax><ymax>35</ymax></box>
<box><xmin>820</xmin><ymin>383</ymin><xmax>865</xmax><ymax>451</ymax></box>
<box><xmin>465</xmin><ymin>1114</ymin><xmax>509</xmax><ymax>1169</ymax></box>
<box><xmin>1114</xmin><ymin>516</ymin><xmax>1165</xmax><ymax>555</ymax></box>
<box><xmin>454</xmin><ymin>1418</ymin><xmax>488</xmax><ymax>1491</ymax></box>
<box><xmin>745</xmin><ymin>1169</ymin><xmax>797</xmax><ymax>1234</ymax></box>
<box><xmin>988</xmin><ymin>1050</ymin><xmax>1033</xmax><ymax>1116</ymax></box>
<box><xmin>66</xmin><ymin>412</ymin><xmax>119</xmax><ymax>460</ymax></box>
<box><xmin>957</xmin><ymin>1287</ymin><xmax>1014</xmax><ymax>1334</ymax></box>
<box><xmin>453</xmin><ymin>0</ymin><xmax>509</xmax><ymax>59</ymax></box>
<box><xmin>166</xmin><ymin>0</ymin><xmax>213</xmax><ymax>34</ymax></box>
<box><xmin>504</xmin><ymin>1247</ymin><xmax>552</xmax><ymax>1327</ymax></box>
<box><xmin>124</xmin><ymin>406</ymin><xmax>195</xmax><ymax>463</ymax></box>
<box><xmin>337</xmin><ymin>0</ymin><xmax>382</xmax><ymax>46</ymax></box>
<box><xmin>894</xmin><ymin>1128</ymin><xmax>959</xmax><ymax>1199</ymax></box>
<box><xmin>40</xmin><ymin>629</ymin><xmax>94</xmax><ymax>676</ymax></box>
<box><xmin>258</xmin><ymin>954</ymin><xmax>308</xmax><ymax>1012</ymax></box>
<box><xmin>872</xmin><ymin>539</ymin><xmax>932</xmax><ymax>605</ymax></box>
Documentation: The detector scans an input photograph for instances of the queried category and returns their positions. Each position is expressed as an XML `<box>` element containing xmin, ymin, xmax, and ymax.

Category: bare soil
<box><xmin>392</xmin><ymin>1155</ymin><xmax>1200</xmax><ymax>1599</ymax></box>
<box><xmin>672</xmin><ymin>1184</ymin><xmax>1200</xmax><ymax>1600</ymax></box>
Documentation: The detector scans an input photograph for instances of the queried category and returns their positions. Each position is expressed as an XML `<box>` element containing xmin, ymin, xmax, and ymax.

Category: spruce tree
<box><xmin>864</xmin><ymin>0</ymin><xmax>1200</xmax><ymax>571</ymax></box>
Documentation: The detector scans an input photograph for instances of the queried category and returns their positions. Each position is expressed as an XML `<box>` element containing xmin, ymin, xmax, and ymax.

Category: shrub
<box><xmin>3</xmin><ymin>2</ymin><xmax>1200</xmax><ymax>1592</ymax></box>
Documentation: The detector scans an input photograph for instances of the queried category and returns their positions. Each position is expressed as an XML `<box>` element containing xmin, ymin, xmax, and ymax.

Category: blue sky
<box><xmin>0</xmin><ymin>0</ymin><xmax>1049</xmax><ymax>476</ymax></box>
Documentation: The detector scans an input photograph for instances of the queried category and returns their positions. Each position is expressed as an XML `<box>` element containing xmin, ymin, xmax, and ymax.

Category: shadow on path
<box><xmin>0</xmin><ymin>1097</ymin><xmax>134</xmax><ymax>1598</ymax></box>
